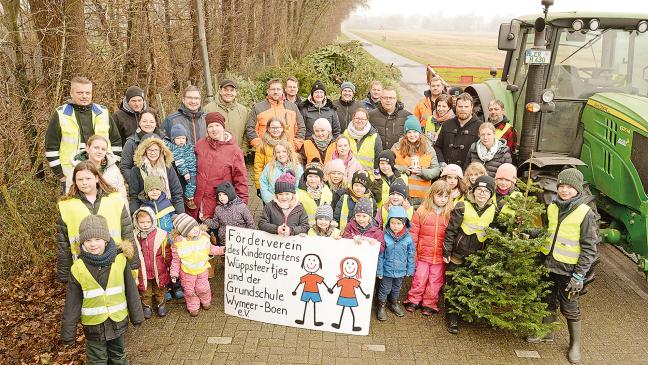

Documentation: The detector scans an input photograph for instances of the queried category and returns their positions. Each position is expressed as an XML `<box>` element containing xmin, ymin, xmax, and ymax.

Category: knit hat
<box><xmin>304</xmin><ymin>161</ymin><xmax>324</xmax><ymax>180</ymax></box>
<box><xmin>275</xmin><ymin>171</ymin><xmax>296</xmax><ymax>194</ymax></box>
<box><xmin>324</xmin><ymin>159</ymin><xmax>346</xmax><ymax>176</ymax></box>
<box><xmin>311</xmin><ymin>80</ymin><xmax>326</xmax><ymax>96</ymax></box>
<box><xmin>404</xmin><ymin>115</ymin><xmax>423</xmax><ymax>134</ymax></box>
<box><xmin>216</xmin><ymin>181</ymin><xmax>237</xmax><ymax>202</ymax></box>
<box><xmin>79</xmin><ymin>215</ymin><xmax>111</xmax><ymax>244</ymax></box>
<box><xmin>313</xmin><ymin>118</ymin><xmax>332</xmax><ymax>132</ymax></box>
<box><xmin>315</xmin><ymin>204</ymin><xmax>334</xmax><ymax>221</ymax></box>
<box><xmin>378</xmin><ymin>150</ymin><xmax>396</xmax><ymax>170</ymax></box>
<box><xmin>441</xmin><ymin>163</ymin><xmax>464</xmax><ymax>179</ymax></box>
<box><xmin>389</xmin><ymin>178</ymin><xmax>409</xmax><ymax>200</ymax></box>
<box><xmin>170</xmin><ymin>124</ymin><xmax>188</xmax><ymax>140</ymax></box>
<box><xmin>219</xmin><ymin>79</ymin><xmax>237</xmax><ymax>89</ymax></box>
<box><xmin>143</xmin><ymin>175</ymin><xmax>164</xmax><ymax>194</ymax></box>
<box><xmin>557</xmin><ymin>168</ymin><xmax>584</xmax><ymax>193</ymax></box>
<box><xmin>495</xmin><ymin>163</ymin><xmax>517</xmax><ymax>184</ymax></box>
<box><xmin>340</xmin><ymin>81</ymin><xmax>356</xmax><ymax>94</ymax></box>
<box><xmin>173</xmin><ymin>213</ymin><xmax>199</xmax><ymax>237</ymax></box>
<box><xmin>125</xmin><ymin>86</ymin><xmax>144</xmax><ymax>102</ymax></box>
<box><xmin>448</xmin><ymin>86</ymin><xmax>463</xmax><ymax>97</ymax></box>
<box><xmin>205</xmin><ymin>112</ymin><xmax>225</xmax><ymax>128</ymax></box>
<box><xmin>351</xmin><ymin>170</ymin><xmax>371</xmax><ymax>190</ymax></box>
<box><xmin>472</xmin><ymin>175</ymin><xmax>496</xmax><ymax>196</ymax></box>
<box><xmin>353</xmin><ymin>197</ymin><xmax>373</xmax><ymax>216</ymax></box>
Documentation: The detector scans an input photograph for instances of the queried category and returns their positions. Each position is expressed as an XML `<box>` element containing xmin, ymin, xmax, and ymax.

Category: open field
<box><xmin>348</xmin><ymin>29</ymin><xmax>506</xmax><ymax>68</ymax></box>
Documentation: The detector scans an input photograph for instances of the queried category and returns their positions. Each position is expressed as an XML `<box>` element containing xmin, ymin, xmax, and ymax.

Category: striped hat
<box><xmin>173</xmin><ymin>213</ymin><xmax>199</xmax><ymax>237</ymax></box>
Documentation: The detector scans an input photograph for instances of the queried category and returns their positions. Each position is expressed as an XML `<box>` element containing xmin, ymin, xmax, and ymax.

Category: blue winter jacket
<box><xmin>259</xmin><ymin>161</ymin><xmax>303</xmax><ymax>204</ymax></box>
<box><xmin>377</xmin><ymin>206</ymin><xmax>416</xmax><ymax>278</ymax></box>
<box><xmin>141</xmin><ymin>192</ymin><xmax>175</xmax><ymax>233</ymax></box>
<box><xmin>165</xmin><ymin>140</ymin><xmax>197</xmax><ymax>176</ymax></box>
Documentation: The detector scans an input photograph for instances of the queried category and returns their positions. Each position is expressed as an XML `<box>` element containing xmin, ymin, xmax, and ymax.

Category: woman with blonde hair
<box><xmin>464</xmin><ymin>122</ymin><xmax>512</xmax><ymax>177</ymax></box>
<box><xmin>259</xmin><ymin>140</ymin><xmax>303</xmax><ymax>204</ymax></box>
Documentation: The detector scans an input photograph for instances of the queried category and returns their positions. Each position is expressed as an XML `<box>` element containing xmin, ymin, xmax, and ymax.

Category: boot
<box><xmin>376</xmin><ymin>302</ymin><xmax>388</xmax><ymax>321</ymax></box>
<box><xmin>567</xmin><ymin>320</ymin><xmax>582</xmax><ymax>363</ymax></box>
<box><xmin>389</xmin><ymin>301</ymin><xmax>405</xmax><ymax>317</ymax></box>
<box><xmin>446</xmin><ymin>313</ymin><xmax>459</xmax><ymax>334</ymax></box>
<box><xmin>526</xmin><ymin>315</ymin><xmax>556</xmax><ymax>343</ymax></box>
<box><xmin>403</xmin><ymin>302</ymin><xmax>419</xmax><ymax>313</ymax></box>
<box><xmin>157</xmin><ymin>303</ymin><xmax>168</xmax><ymax>317</ymax></box>
<box><xmin>142</xmin><ymin>305</ymin><xmax>152</xmax><ymax>319</ymax></box>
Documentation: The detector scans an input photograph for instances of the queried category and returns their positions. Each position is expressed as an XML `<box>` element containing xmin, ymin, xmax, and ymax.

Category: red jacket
<box><xmin>193</xmin><ymin>133</ymin><xmax>249</xmax><ymax>220</ymax></box>
<box><xmin>137</xmin><ymin>228</ymin><xmax>172</xmax><ymax>291</ymax></box>
<box><xmin>410</xmin><ymin>208</ymin><xmax>448</xmax><ymax>264</ymax></box>
<box><xmin>342</xmin><ymin>219</ymin><xmax>386</xmax><ymax>253</ymax></box>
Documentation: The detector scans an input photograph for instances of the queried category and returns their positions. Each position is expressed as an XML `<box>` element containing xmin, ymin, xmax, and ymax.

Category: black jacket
<box><xmin>299</xmin><ymin>97</ymin><xmax>341</xmax><ymax>139</ymax></box>
<box><xmin>464</xmin><ymin>140</ymin><xmax>513</xmax><ymax>177</ymax></box>
<box><xmin>434</xmin><ymin>115</ymin><xmax>482</xmax><ymax>166</ymax></box>
<box><xmin>332</xmin><ymin>99</ymin><xmax>359</xmax><ymax>132</ymax></box>
<box><xmin>368</xmin><ymin>101</ymin><xmax>412</xmax><ymax>150</ymax></box>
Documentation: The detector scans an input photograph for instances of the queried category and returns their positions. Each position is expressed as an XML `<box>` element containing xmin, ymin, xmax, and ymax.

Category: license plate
<box><xmin>525</xmin><ymin>49</ymin><xmax>551</xmax><ymax>64</ymax></box>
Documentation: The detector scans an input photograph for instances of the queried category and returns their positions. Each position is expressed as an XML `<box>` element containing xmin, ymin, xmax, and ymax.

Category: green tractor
<box><xmin>465</xmin><ymin>0</ymin><xmax>648</xmax><ymax>278</ymax></box>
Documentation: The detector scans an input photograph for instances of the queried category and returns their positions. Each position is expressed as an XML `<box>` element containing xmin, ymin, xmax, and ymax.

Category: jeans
<box><xmin>377</xmin><ymin>276</ymin><xmax>404</xmax><ymax>303</ymax></box>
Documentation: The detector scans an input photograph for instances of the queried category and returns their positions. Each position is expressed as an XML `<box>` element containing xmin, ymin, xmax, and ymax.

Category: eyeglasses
<box><xmin>474</xmin><ymin>187</ymin><xmax>491</xmax><ymax>195</ymax></box>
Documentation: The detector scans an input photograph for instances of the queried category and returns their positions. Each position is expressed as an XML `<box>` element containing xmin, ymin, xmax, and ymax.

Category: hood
<box><xmin>120</xmin><ymin>96</ymin><xmax>148</xmax><ymax>115</ymax></box>
<box><xmin>586</xmin><ymin>93</ymin><xmax>648</xmax><ymax>133</ymax></box>
<box><xmin>132</xmin><ymin>206</ymin><xmax>158</xmax><ymax>230</ymax></box>
<box><xmin>72</xmin><ymin>150</ymin><xmax>119</xmax><ymax>168</ymax></box>
<box><xmin>179</xmin><ymin>103</ymin><xmax>204</xmax><ymax>118</ymax></box>
<box><xmin>133</xmin><ymin>137</ymin><xmax>174</xmax><ymax>168</ymax></box>
<box><xmin>385</xmin><ymin>205</ymin><xmax>411</xmax><ymax>228</ymax></box>
<box><xmin>216</xmin><ymin>181</ymin><xmax>238</xmax><ymax>204</ymax></box>
<box><xmin>205</xmin><ymin>131</ymin><xmax>234</xmax><ymax>147</ymax></box>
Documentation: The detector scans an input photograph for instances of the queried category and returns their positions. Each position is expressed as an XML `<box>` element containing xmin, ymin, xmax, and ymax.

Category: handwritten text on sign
<box><xmin>224</xmin><ymin>227</ymin><xmax>380</xmax><ymax>335</ymax></box>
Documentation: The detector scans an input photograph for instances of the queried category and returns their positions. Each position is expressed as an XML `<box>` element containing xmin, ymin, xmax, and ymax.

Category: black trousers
<box><xmin>545</xmin><ymin>272</ymin><xmax>581</xmax><ymax>321</ymax></box>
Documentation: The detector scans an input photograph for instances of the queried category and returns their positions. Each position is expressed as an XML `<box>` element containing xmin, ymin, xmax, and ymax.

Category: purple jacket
<box><xmin>342</xmin><ymin>219</ymin><xmax>386</xmax><ymax>253</ymax></box>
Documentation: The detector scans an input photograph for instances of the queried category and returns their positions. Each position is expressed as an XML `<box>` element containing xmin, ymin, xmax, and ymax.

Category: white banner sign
<box><xmin>224</xmin><ymin>226</ymin><xmax>380</xmax><ymax>335</ymax></box>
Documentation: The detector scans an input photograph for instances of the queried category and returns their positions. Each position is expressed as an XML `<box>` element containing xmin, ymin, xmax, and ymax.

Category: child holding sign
<box><xmin>259</xmin><ymin>171</ymin><xmax>310</xmax><ymax>236</ymax></box>
<box><xmin>170</xmin><ymin>213</ymin><xmax>224</xmax><ymax>317</ymax></box>
<box><xmin>307</xmin><ymin>204</ymin><xmax>341</xmax><ymax>238</ymax></box>
<box><xmin>341</xmin><ymin>197</ymin><xmax>384</xmax><ymax>248</ymax></box>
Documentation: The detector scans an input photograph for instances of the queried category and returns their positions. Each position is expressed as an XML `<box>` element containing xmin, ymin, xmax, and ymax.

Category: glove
<box><xmin>565</xmin><ymin>275</ymin><xmax>584</xmax><ymax>298</ymax></box>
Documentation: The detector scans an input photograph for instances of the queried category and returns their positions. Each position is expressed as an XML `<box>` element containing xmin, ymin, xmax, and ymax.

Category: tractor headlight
<box><xmin>589</xmin><ymin>18</ymin><xmax>600</xmax><ymax>31</ymax></box>
<box><xmin>541</xmin><ymin>89</ymin><xmax>555</xmax><ymax>103</ymax></box>
<box><xmin>572</xmin><ymin>19</ymin><xmax>584</xmax><ymax>31</ymax></box>
<box><xmin>638</xmin><ymin>20</ymin><xmax>648</xmax><ymax>33</ymax></box>
<box><xmin>526</xmin><ymin>102</ymin><xmax>541</xmax><ymax>113</ymax></box>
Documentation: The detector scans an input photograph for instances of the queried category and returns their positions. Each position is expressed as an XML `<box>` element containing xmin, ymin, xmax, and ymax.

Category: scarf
<box><xmin>80</xmin><ymin>240</ymin><xmax>118</xmax><ymax>267</ymax></box>
<box><xmin>386</xmin><ymin>225</ymin><xmax>407</xmax><ymax>241</ymax></box>
<box><xmin>142</xmin><ymin>157</ymin><xmax>171</xmax><ymax>197</ymax></box>
<box><xmin>307</xmin><ymin>183</ymin><xmax>323</xmax><ymax>201</ymax></box>
<box><xmin>263</xmin><ymin>133</ymin><xmax>284</xmax><ymax>147</ymax></box>
<box><xmin>314</xmin><ymin>136</ymin><xmax>333</xmax><ymax>151</ymax></box>
<box><xmin>476</xmin><ymin>139</ymin><xmax>500</xmax><ymax>162</ymax></box>
<box><xmin>345</xmin><ymin>123</ymin><xmax>371</xmax><ymax>140</ymax></box>
<box><xmin>328</xmin><ymin>181</ymin><xmax>346</xmax><ymax>194</ymax></box>
<box><xmin>433</xmin><ymin>109</ymin><xmax>455</xmax><ymax>123</ymax></box>
<box><xmin>356</xmin><ymin>220</ymin><xmax>375</xmax><ymax>234</ymax></box>
<box><xmin>497</xmin><ymin>186</ymin><xmax>512</xmax><ymax>196</ymax></box>
<box><xmin>349</xmin><ymin>188</ymin><xmax>370</xmax><ymax>202</ymax></box>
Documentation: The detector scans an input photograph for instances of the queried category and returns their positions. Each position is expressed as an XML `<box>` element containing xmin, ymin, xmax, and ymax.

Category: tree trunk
<box><xmin>28</xmin><ymin>0</ymin><xmax>64</xmax><ymax>97</ymax></box>
<box><xmin>62</xmin><ymin>0</ymin><xmax>88</xmax><ymax>81</ymax></box>
<box><xmin>122</xmin><ymin>0</ymin><xmax>150</xmax><ymax>89</ymax></box>
<box><xmin>163</xmin><ymin>0</ymin><xmax>181</xmax><ymax>94</ymax></box>
<box><xmin>188</xmin><ymin>0</ymin><xmax>203</xmax><ymax>87</ymax></box>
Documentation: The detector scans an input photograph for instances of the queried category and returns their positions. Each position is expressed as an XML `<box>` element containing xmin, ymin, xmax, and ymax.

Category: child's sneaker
<box><xmin>201</xmin><ymin>302</ymin><xmax>211</xmax><ymax>310</ymax></box>
<box><xmin>157</xmin><ymin>304</ymin><xmax>169</xmax><ymax>317</ymax></box>
<box><xmin>174</xmin><ymin>287</ymin><xmax>185</xmax><ymax>300</ymax></box>
<box><xmin>185</xmin><ymin>197</ymin><xmax>197</xmax><ymax>210</ymax></box>
<box><xmin>421</xmin><ymin>306</ymin><xmax>437</xmax><ymax>316</ymax></box>
<box><xmin>142</xmin><ymin>305</ymin><xmax>152</xmax><ymax>319</ymax></box>
<box><xmin>404</xmin><ymin>302</ymin><xmax>419</xmax><ymax>313</ymax></box>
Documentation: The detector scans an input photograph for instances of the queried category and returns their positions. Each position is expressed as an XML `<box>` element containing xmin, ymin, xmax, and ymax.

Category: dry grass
<box><xmin>348</xmin><ymin>29</ymin><xmax>506</xmax><ymax>67</ymax></box>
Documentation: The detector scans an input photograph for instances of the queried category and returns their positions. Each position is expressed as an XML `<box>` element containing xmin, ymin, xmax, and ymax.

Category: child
<box><xmin>463</xmin><ymin>161</ymin><xmax>488</xmax><ymax>187</ymax></box>
<box><xmin>375</xmin><ymin>150</ymin><xmax>408</xmax><ymax>210</ymax></box>
<box><xmin>375</xmin><ymin>206</ymin><xmax>415</xmax><ymax>321</ymax></box>
<box><xmin>170</xmin><ymin>213</ymin><xmax>224</xmax><ymax>316</ymax></box>
<box><xmin>61</xmin><ymin>215</ymin><xmax>143</xmax><ymax>363</ymax></box>
<box><xmin>404</xmin><ymin>180</ymin><xmax>452</xmax><ymax>315</ymax></box>
<box><xmin>258</xmin><ymin>171</ymin><xmax>310</xmax><ymax>236</ymax></box>
<box><xmin>342</xmin><ymin>197</ymin><xmax>384</xmax><ymax>247</ymax></box>
<box><xmin>297</xmin><ymin>161</ymin><xmax>334</xmax><ymax>225</ymax></box>
<box><xmin>335</xmin><ymin>170</ymin><xmax>377</xmax><ymax>232</ymax></box>
<box><xmin>375</xmin><ymin>178</ymin><xmax>413</xmax><ymax>227</ymax></box>
<box><xmin>133</xmin><ymin>207</ymin><xmax>172</xmax><ymax>318</ymax></box>
<box><xmin>167</xmin><ymin>124</ymin><xmax>198</xmax><ymax>209</ymax></box>
<box><xmin>140</xmin><ymin>175</ymin><xmax>175</xmax><ymax>234</ymax></box>
<box><xmin>204</xmin><ymin>181</ymin><xmax>256</xmax><ymax>245</ymax></box>
<box><xmin>308</xmin><ymin>204</ymin><xmax>341</xmax><ymax>238</ymax></box>
<box><xmin>324</xmin><ymin>158</ymin><xmax>348</xmax><ymax>210</ymax></box>
<box><xmin>494</xmin><ymin>163</ymin><xmax>521</xmax><ymax>217</ymax></box>
<box><xmin>443</xmin><ymin>175</ymin><xmax>497</xmax><ymax>335</ymax></box>
<box><xmin>440</xmin><ymin>164</ymin><xmax>468</xmax><ymax>204</ymax></box>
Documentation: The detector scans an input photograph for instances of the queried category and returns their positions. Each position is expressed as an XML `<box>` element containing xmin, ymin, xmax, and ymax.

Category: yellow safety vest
<box><xmin>424</xmin><ymin>116</ymin><xmax>443</xmax><ymax>138</ymax></box>
<box><xmin>377</xmin><ymin>175</ymin><xmax>409</xmax><ymax>209</ymax></box>
<box><xmin>499</xmin><ymin>191</ymin><xmax>523</xmax><ymax>217</ymax></box>
<box><xmin>541</xmin><ymin>203</ymin><xmax>590</xmax><ymax>264</ymax></box>
<box><xmin>343</xmin><ymin>130</ymin><xmax>378</xmax><ymax>171</ymax></box>
<box><xmin>460</xmin><ymin>201</ymin><xmax>496</xmax><ymax>242</ymax></box>
<box><xmin>56</xmin><ymin>103</ymin><xmax>112</xmax><ymax>177</ymax></box>
<box><xmin>71</xmin><ymin>253</ymin><xmax>128</xmax><ymax>326</ymax></box>
<box><xmin>495</xmin><ymin>123</ymin><xmax>512</xmax><ymax>139</ymax></box>
<box><xmin>297</xmin><ymin>186</ymin><xmax>333</xmax><ymax>225</ymax></box>
<box><xmin>58</xmin><ymin>192</ymin><xmax>125</xmax><ymax>257</ymax></box>
<box><xmin>453</xmin><ymin>194</ymin><xmax>465</xmax><ymax>205</ymax></box>
<box><xmin>339</xmin><ymin>195</ymin><xmax>375</xmax><ymax>232</ymax></box>
<box><xmin>175</xmin><ymin>235</ymin><xmax>211</xmax><ymax>275</ymax></box>
<box><xmin>381</xmin><ymin>205</ymin><xmax>414</xmax><ymax>225</ymax></box>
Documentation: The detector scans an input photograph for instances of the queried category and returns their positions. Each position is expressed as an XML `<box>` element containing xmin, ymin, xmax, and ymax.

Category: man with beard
<box><xmin>245</xmin><ymin>78</ymin><xmax>306</xmax><ymax>151</ymax></box>
<box><xmin>433</xmin><ymin>93</ymin><xmax>482</xmax><ymax>167</ymax></box>
<box><xmin>368</xmin><ymin>86</ymin><xmax>412</xmax><ymax>151</ymax></box>
<box><xmin>204</xmin><ymin>79</ymin><xmax>250</xmax><ymax>154</ymax></box>
<box><xmin>487</xmin><ymin>100</ymin><xmax>517</xmax><ymax>156</ymax></box>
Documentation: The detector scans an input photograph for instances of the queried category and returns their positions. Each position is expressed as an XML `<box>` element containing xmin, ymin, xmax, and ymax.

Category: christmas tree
<box><xmin>444</xmin><ymin>175</ymin><xmax>557</xmax><ymax>335</ymax></box>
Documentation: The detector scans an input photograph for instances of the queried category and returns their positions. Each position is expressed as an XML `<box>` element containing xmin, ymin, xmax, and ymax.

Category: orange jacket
<box><xmin>413</xmin><ymin>92</ymin><xmax>435</xmax><ymax>126</ymax></box>
<box><xmin>245</xmin><ymin>97</ymin><xmax>305</xmax><ymax>151</ymax></box>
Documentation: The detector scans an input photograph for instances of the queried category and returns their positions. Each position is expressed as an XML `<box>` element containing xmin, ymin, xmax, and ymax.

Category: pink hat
<box><xmin>441</xmin><ymin>164</ymin><xmax>463</xmax><ymax>179</ymax></box>
<box><xmin>313</xmin><ymin>118</ymin><xmax>332</xmax><ymax>132</ymax></box>
<box><xmin>495</xmin><ymin>163</ymin><xmax>517</xmax><ymax>183</ymax></box>
<box><xmin>324</xmin><ymin>158</ymin><xmax>346</xmax><ymax>175</ymax></box>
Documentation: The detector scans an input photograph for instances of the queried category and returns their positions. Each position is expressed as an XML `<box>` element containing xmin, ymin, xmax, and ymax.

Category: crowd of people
<box><xmin>48</xmin><ymin>75</ymin><xmax>597</xmax><ymax>364</ymax></box>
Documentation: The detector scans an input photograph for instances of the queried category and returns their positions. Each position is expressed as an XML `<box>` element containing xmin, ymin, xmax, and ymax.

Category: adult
<box><xmin>56</xmin><ymin>161</ymin><xmax>137</xmax><ymax>283</ymax></box>
<box><xmin>67</xmin><ymin>135</ymin><xmax>128</xmax><ymax>210</ymax></box>
<box><xmin>162</xmin><ymin>85</ymin><xmax>205</xmax><ymax>144</ymax></box>
<box><xmin>254</xmin><ymin>117</ymin><xmax>290</xmax><ymax>192</ymax></box>
<box><xmin>301</xmin><ymin>118</ymin><xmax>336</xmax><ymax>165</ymax></box>
<box><xmin>330</xmin><ymin>135</ymin><xmax>363</xmax><ymax>183</ymax></box>
<box><xmin>413</xmin><ymin>76</ymin><xmax>444</xmax><ymax>125</ymax></box>
<box><xmin>487</xmin><ymin>99</ymin><xmax>517</xmax><ymax>155</ymax></box>
<box><xmin>369</xmin><ymin>86</ymin><xmax>412</xmax><ymax>150</ymax></box>
<box><xmin>343</xmin><ymin>107</ymin><xmax>382</xmax><ymax>171</ymax></box>
<box><xmin>45</xmin><ymin>76</ymin><xmax>122</xmax><ymax>186</ymax></box>
<box><xmin>203</xmin><ymin>79</ymin><xmax>250</xmax><ymax>154</ymax></box>
<box><xmin>285</xmin><ymin>76</ymin><xmax>302</xmax><ymax>104</ymax></box>
<box><xmin>332</xmin><ymin>81</ymin><xmax>358</xmax><ymax>132</ymax></box>
<box><xmin>193</xmin><ymin>112</ymin><xmax>249</xmax><ymax>220</ymax></box>
<box><xmin>361</xmin><ymin>80</ymin><xmax>383</xmax><ymax>111</ymax></box>
<box><xmin>299</xmin><ymin>80</ymin><xmax>341</xmax><ymax>139</ymax></box>
<box><xmin>392</xmin><ymin>116</ymin><xmax>440</xmax><ymax>206</ymax></box>
<box><xmin>246</xmin><ymin>78</ymin><xmax>306</xmax><ymax>151</ymax></box>
<box><xmin>424</xmin><ymin>94</ymin><xmax>455</xmax><ymax>144</ymax></box>
<box><xmin>434</xmin><ymin>93</ymin><xmax>482</xmax><ymax>167</ymax></box>
<box><xmin>127</xmin><ymin>137</ymin><xmax>184</xmax><ymax>214</ymax></box>
<box><xmin>259</xmin><ymin>140</ymin><xmax>303</xmax><ymax>204</ymax></box>
<box><xmin>447</xmin><ymin>86</ymin><xmax>463</xmax><ymax>111</ymax></box>
<box><xmin>120</xmin><ymin>109</ymin><xmax>166</xmax><ymax>179</ymax></box>
<box><xmin>464</xmin><ymin>123</ymin><xmax>512</xmax><ymax>177</ymax></box>
<box><xmin>113</xmin><ymin>85</ymin><xmax>147</xmax><ymax>142</ymax></box>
